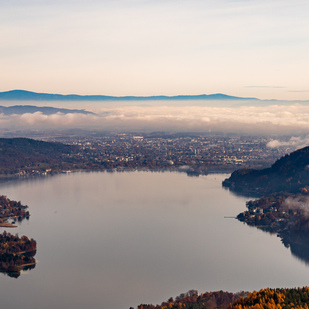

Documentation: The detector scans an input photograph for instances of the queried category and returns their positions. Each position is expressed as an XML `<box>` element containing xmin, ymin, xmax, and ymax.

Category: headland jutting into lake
<box><xmin>223</xmin><ymin>145</ymin><xmax>309</xmax><ymax>263</ymax></box>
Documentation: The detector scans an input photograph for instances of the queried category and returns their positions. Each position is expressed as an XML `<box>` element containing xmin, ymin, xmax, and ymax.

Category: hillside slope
<box><xmin>223</xmin><ymin>146</ymin><xmax>309</xmax><ymax>195</ymax></box>
<box><xmin>0</xmin><ymin>138</ymin><xmax>81</xmax><ymax>176</ymax></box>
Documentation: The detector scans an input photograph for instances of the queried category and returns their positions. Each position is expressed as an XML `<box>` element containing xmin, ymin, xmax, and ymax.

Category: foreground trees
<box><xmin>138</xmin><ymin>290</ymin><xmax>247</xmax><ymax>309</ymax></box>
<box><xmin>229</xmin><ymin>287</ymin><xmax>309</xmax><ymax>309</ymax></box>
<box><xmin>138</xmin><ymin>288</ymin><xmax>309</xmax><ymax>309</ymax></box>
<box><xmin>0</xmin><ymin>231</ymin><xmax>37</xmax><ymax>278</ymax></box>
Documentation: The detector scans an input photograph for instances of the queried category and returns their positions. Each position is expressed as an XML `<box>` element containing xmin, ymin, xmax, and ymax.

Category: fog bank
<box><xmin>0</xmin><ymin>103</ymin><xmax>309</xmax><ymax>137</ymax></box>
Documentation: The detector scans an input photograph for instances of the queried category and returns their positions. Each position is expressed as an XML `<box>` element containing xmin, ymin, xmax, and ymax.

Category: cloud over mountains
<box><xmin>0</xmin><ymin>103</ymin><xmax>308</xmax><ymax>138</ymax></box>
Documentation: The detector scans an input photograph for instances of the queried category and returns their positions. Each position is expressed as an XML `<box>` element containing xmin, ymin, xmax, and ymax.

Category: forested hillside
<box><xmin>0</xmin><ymin>138</ymin><xmax>81</xmax><ymax>176</ymax></box>
<box><xmin>223</xmin><ymin>146</ymin><xmax>309</xmax><ymax>195</ymax></box>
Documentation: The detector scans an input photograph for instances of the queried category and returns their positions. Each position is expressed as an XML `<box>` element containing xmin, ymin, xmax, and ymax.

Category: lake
<box><xmin>0</xmin><ymin>171</ymin><xmax>309</xmax><ymax>309</ymax></box>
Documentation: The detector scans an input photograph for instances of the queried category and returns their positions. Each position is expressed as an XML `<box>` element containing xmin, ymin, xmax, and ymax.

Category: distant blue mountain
<box><xmin>0</xmin><ymin>90</ymin><xmax>258</xmax><ymax>101</ymax></box>
<box><xmin>0</xmin><ymin>105</ymin><xmax>95</xmax><ymax>115</ymax></box>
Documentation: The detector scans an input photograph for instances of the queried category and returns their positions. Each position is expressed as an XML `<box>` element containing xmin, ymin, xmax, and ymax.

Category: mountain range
<box><xmin>0</xmin><ymin>90</ymin><xmax>258</xmax><ymax>101</ymax></box>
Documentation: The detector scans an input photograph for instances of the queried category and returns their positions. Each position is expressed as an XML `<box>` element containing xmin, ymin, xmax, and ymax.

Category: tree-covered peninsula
<box><xmin>0</xmin><ymin>187</ymin><xmax>37</xmax><ymax>277</ymax></box>
<box><xmin>0</xmin><ymin>231</ymin><xmax>36</xmax><ymax>278</ymax></box>
<box><xmin>223</xmin><ymin>145</ymin><xmax>309</xmax><ymax>264</ymax></box>
<box><xmin>0</xmin><ymin>195</ymin><xmax>30</xmax><ymax>227</ymax></box>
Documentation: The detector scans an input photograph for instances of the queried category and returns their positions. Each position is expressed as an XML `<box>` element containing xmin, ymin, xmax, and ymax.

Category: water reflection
<box><xmin>281</xmin><ymin>234</ymin><xmax>309</xmax><ymax>266</ymax></box>
<box><xmin>0</xmin><ymin>244</ymin><xmax>37</xmax><ymax>278</ymax></box>
<box><xmin>0</xmin><ymin>256</ymin><xmax>36</xmax><ymax>278</ymax></box>
<box><xmin>222</xmin><ymin>185</ymin><xmax>259</xmax><ymax>199</ymax></box>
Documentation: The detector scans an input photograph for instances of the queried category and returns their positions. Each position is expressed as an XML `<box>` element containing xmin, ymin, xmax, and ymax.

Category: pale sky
<box><xmin>1</xmin><ymin>0</ymin><xmax>309</xmax><ymax>100</ymax></box>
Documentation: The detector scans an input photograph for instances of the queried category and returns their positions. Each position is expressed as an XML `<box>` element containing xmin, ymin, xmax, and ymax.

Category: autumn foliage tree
<box><xmin>229</xmin><ymin>287</ymin><xmax>309</xmax><ymax>309</ymax></box>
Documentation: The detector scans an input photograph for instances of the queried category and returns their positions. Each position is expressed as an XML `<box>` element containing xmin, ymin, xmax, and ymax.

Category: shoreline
<box><xmin>0</xmin><ymin>166</ymin><xmax>234</xmax><ymax>184</ymax></box>
<box><xmin>0</xmin><ymin>222</ymin><xmax>17</xmax><ymax>228</ymax></box>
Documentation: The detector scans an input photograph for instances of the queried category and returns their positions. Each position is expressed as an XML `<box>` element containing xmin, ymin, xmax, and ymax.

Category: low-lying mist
<box><xmin>0</xmin><ymin>101</ymin><xmax>309</xmax><ymax>145</ymax></box>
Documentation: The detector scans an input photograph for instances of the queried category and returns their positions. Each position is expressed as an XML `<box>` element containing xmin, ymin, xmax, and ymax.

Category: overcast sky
<box><xmin>1</xmin><ymin>0</ymin><xmax>309</xmax><ymax>100</ymax></box>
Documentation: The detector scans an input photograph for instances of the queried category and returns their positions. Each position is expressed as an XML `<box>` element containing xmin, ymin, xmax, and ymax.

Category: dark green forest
<box><xmin>223</xmin><ymin>146</ymin><xmax>309</xmax><ymax>195</ymax></box>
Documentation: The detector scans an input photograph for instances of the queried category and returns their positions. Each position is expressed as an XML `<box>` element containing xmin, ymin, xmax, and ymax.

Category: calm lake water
<box><xmin>0</xmin><ymin>171</ymin><xmax>309</xmax><ymax>309</ymax></box>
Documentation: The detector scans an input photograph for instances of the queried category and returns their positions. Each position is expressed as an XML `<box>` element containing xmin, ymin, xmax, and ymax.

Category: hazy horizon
<box><xmin>1</xmin><ymin>1</ymin><xmax>309</xmax><ymax>144</ymax></box>
<box><xmin>1</xmin><ymin>1</ymin><xmax>309</xmax><ymax>101</ymax></box>
<box><xmin>0</xmin><ymin>99</ymin><xmax>308</xmax><ymax>148</ymax></box>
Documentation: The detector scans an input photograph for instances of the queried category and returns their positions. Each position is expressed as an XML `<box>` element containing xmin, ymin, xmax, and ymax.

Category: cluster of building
<box><xmin>50</xmin><ymin>133</ymin><xmax>295</xmax><ymax>174</ymax></box>
<box><xmin>237</xmin><ymin>194</ymin><xmax>307</xmax><ymax>236</ymax></box>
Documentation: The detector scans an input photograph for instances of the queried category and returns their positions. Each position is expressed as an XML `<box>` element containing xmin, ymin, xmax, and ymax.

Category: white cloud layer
<box><xmin>1</xmin><ymin>103</ymin><xmax>309</xmax><ymax>136</ymax></box>
<box><xmin>267</xmin><ymin>136</ymin><xmax>309</xmax><ymax>149</ymax></box>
